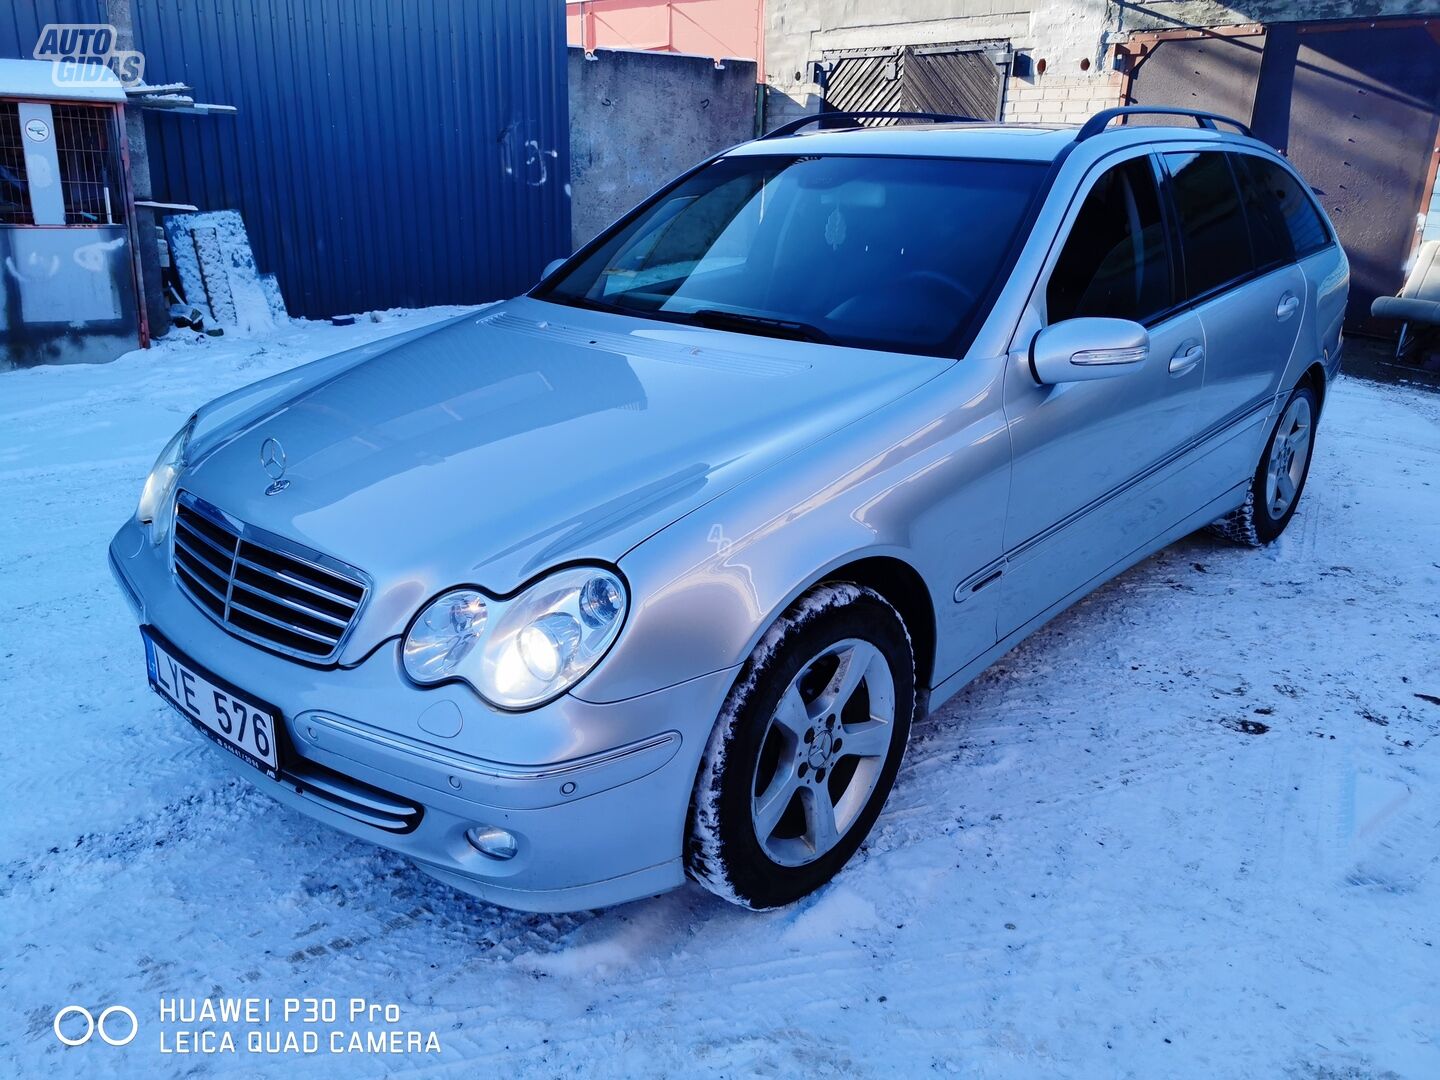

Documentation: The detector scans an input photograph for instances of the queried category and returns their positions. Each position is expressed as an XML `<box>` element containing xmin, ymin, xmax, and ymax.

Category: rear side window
<box><xmin>1165</xmin><ymin>151</ymin><xmax>1253</xmax><ymax>298</ymax></box>
<box><xmin>1237</xmin><ymin>154</ymin><xmax>1331</xmax><ymax>258</ymax></box>
<box><xmin>1047</xmin><ymin>157</ymin><xmax>1173</xmax><ymax>324</ymax></box>
<box><xmin>1231</xmin><ymin>153</ymin><xmax>1294</xmax><ymax>271</ymax></box>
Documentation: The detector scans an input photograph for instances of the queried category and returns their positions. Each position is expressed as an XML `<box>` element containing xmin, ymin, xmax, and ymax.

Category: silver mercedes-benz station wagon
<box><xmin>110</xmin><ymin>107</ymin><xmax>1346</xmax><ymax>912</ymax></box>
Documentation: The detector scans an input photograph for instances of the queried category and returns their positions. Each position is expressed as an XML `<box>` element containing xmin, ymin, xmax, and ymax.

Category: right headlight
<box><xmin>402</xmin><ymin>566</ymin><xmax>628</xmax><ymax>709</ymax></box>
<box><xmin>137</xmin><ymin>415</ymin><xmax>196</xmax><ymax>545</ymax></box>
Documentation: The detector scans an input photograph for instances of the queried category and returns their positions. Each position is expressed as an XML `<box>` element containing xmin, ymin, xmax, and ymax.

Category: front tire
<box><xmin>686</xmin><ymin>584</ymin><xmax>915</xmax><ymax>909</ymax></box>
<box><xmin>1210</xmin><ymin>382</ymin><xmax>1318</xmax><ymax>546</ymax></box>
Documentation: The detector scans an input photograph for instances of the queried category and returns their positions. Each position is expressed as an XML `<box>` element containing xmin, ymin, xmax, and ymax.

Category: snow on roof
<box><xmin>0</xmin><ymin>58</ymin><xmax>127</xmax><ymax>103</ymax></box>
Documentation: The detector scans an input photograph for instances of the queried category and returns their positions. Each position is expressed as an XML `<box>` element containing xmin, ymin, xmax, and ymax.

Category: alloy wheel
<box><xmin>749</xmin><ymin>638</ymin><xmax>897</xmax><ymax>867</ymax></box>
<box><xmin>1265</xmin><ymin>395</ymin><xmax>1312</xmax><ymax>520</ymax></box>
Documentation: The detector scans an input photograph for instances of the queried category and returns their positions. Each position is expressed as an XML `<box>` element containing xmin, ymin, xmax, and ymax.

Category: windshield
<box><xmin>536</xmin><ymin>154</ymin><xmax>1047</xmax><ymax>357</ymax></box>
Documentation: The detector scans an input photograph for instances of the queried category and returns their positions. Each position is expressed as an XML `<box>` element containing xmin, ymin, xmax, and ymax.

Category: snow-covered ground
<box><xmin>2</xmin><ymin>313</ymin><xmax>1438</xmax><ymax>1078</ymax></box>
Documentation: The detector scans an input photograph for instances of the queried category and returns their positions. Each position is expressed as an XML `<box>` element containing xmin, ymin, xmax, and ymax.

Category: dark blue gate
<box><xmin>4</xmin><ymin>1</ymin><xmax>571</xmax><ymax>319</ymax></box>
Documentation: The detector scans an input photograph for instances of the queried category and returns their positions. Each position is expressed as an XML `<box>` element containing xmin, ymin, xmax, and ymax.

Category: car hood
<box><xmin>182</xmin><ymin>298</ymin><xmax>949</xmax><ymax>656</ymax></box>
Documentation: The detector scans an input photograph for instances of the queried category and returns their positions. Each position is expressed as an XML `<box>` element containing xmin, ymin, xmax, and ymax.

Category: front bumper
<box><xmin>110</xmin><ymin>518</ymin><xmax>738</xmax><ymax>912</ymax></box>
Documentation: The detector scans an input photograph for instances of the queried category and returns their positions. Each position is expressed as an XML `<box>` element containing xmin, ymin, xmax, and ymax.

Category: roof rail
<box><xmin>1076</xmin><ymin>106</ymin><xmax>1252</xmax><ymax>141</ymax></box>
<box><xmin>761</xmin><ymin>110</ymin><xmax>979</xmax><ymax>140</ymax></box>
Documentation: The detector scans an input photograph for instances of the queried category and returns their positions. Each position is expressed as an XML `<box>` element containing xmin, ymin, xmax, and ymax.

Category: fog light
<box><xmin>465</xmin><ymin>825</ymin><xmax>518</xmax><ymax>860</ymax></box>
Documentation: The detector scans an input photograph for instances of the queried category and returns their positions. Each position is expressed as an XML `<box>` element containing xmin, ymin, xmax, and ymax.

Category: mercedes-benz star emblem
<box><xmin>259</xmin><ymin>437</ymin><xmax>291</xmax><ymax>495</ymax></box>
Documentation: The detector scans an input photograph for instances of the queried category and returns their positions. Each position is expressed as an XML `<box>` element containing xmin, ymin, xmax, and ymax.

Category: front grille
<box><xmin>172</xmin><ymin>492</ymin><xmax>367</xmax><ymax>662</ymax></box>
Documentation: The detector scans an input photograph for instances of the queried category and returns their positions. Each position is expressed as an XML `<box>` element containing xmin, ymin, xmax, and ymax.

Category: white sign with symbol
<box><xmin>25</xmin><ymin>118</ymin><xmax>50</xmax><ymax>141</ymax></box>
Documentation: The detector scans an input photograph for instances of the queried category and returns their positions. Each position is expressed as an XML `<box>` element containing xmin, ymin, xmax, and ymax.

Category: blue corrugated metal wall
<box><xmin>4</xmin><ymin>2</ymin><xmax>571</xmax><ymax>319</ymax></box>
<box><xmin>1</xmin><ymin>1</ymin><xmax>105</xmax><ymax>58</ymax></box>
<box><xmin>134</xmin><ymin>0</ymin><xmax>571</xmax><ymax>317</ymax></box>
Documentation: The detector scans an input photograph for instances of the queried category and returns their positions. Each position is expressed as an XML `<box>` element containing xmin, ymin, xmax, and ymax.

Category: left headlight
<box><xmin>402</xmin><ymin>567</ymin><xmax>628</xmax><ymax>709</ymax></box>
<box><xmin>137</xmin><ymin>415</ymin><xmax>196</xmax><ymax>545</ymax></box>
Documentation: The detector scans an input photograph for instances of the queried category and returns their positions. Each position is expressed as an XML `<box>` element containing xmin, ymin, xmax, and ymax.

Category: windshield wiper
<box><xmin>690</xmin><ymin>309</ymin><xmax>835</xmax><ymax>345</ymax></box>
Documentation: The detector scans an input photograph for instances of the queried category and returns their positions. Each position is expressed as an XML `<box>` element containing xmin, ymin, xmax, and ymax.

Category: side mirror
<box><xmin>1030</xmin><ymin>317</ymin><xmax>1149</xmax><ymax>385</ymax></box>
<box><xmin>540</xmin><ymin>257</ymin><xmax>567</xmax><ymax>282</ymax></box>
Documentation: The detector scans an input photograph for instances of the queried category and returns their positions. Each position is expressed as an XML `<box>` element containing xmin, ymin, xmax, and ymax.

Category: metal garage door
<box><xmin>1127</xmin><ymin>22</ymin><xmax>1440</xmax><ymax>332</ymax></box>
<box><xmin>1264</xmin><ymin>24</ymin><xmax>1440</xmax><ymax>330</ymax></box>
<box><xmin>1126</xmin><ymin>31</ymin><xmax>1267</xmax><ymax>129</ymax></box>
<box><xmin>821</xmin><ymin>43</ymin><xmax>1011</xmax><ymax>122</ymax></box>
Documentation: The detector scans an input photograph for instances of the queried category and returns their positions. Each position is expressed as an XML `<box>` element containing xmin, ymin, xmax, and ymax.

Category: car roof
<box><xmin>725</xmin><ymin>120</ymin><xmax>1269</xmax><ymax>163</ymax></box>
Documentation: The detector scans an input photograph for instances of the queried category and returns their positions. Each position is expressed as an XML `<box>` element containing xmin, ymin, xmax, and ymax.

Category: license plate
<box><xmin>143</xmin><ymin>631</ymin><xmax>281</xmax><ymax>778</ymax></box>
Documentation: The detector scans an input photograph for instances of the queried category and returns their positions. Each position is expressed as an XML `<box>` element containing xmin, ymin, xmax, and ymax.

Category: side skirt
<box><xmin>924</xmin><ymin>478</ymin><xmax>1249</xmax><ymax>717</ymax></box>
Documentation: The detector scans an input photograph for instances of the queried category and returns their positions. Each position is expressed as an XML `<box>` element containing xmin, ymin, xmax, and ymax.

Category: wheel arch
<box><xmin>817</xmin><ymin>555</ymin><xmax>937</xmax><ymax>695</ymax></box>
<box><xmin>1299</xmin><ymin>360</ymin><xmax>1328</xmax><ymax>415</ymax></box>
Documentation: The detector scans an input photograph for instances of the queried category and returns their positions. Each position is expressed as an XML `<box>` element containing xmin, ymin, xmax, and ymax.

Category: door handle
<box><xmin>1276</xmin><ymin>293</ymin><xmax>1300</xmax><ymax>320</ymax></box>
<box><xmin>1169</xmin><ymin>343</ymin><xmax>1204</xmax><ymax>375</ymax></box>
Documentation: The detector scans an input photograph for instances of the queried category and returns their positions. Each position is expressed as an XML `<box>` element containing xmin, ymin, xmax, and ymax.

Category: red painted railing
<box><xmin>566</xmin><ymin>0</ymin><xmax>764</xmax><ymax>80</ymax></box>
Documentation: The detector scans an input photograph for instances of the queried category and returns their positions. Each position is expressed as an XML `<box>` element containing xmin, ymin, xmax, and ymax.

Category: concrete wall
<box><xmin>762</xmin><ymin>0</ymin><xmax>1437</xmax><ymax>131</ymax></box>
<box><xmin>568</xmin><ymin>47</ymin><xmax>758</xmax><ymax>249</ymax></box>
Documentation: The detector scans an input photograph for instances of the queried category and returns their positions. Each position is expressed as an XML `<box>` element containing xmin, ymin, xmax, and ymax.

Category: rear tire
<box><xmin>686</xmin><ymin>584</ymin><xmax>915</xmax><ymax>909</ymax></box>
<box><xmin>1210</xmin><ymin>382</ymin><xmax>1318</xmax><ymax>546</ymax></box>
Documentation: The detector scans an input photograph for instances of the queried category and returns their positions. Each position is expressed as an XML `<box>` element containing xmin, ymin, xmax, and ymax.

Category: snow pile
<box><xmin>0</xmin><ymin>318</ymin><xmax>1438</xmax><ymax>1077</ymax></box>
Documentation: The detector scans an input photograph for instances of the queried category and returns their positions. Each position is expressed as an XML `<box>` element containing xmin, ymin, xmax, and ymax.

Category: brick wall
<box><xmin>1003</xmin><ymin>72</ymin><xmax>1125</xmax><ymax>125</ymax></box>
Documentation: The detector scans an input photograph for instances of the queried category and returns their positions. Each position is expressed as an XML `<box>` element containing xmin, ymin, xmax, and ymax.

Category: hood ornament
<box><xmin>259</xmin><ymin>437</ymin><xmax>291</xmax><ymax>495</ymax></box>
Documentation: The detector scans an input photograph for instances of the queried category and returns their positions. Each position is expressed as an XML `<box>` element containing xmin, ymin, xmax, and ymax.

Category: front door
<box><xmin>999</xmin><ymin>152</ymin><xmax>1209</xmax><ymax>638</ymax></box>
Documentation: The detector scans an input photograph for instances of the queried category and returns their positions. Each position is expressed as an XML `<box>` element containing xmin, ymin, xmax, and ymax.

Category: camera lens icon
<box><xmin>53</xmin><ymin>1005</ymin><xmax>138</xmax><ymax>1047</ymax></box>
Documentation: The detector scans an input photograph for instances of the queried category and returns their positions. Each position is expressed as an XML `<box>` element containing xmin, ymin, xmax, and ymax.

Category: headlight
<box><xmin>137</xmin><ymin>416</ymin><xmax>196</xmax><ymax>545</ymax></box>
<box><xmin>403</xmin><ymin>567</ymin><xmax>628</xmax><ymax>709</ymax></box>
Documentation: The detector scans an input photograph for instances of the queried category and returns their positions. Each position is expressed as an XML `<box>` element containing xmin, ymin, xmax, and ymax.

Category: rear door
<box><xmin>998</xmin><ymin>151</ymin><xmax>1208</xmax><ymax>637</ymax></box>
<box><xmin>1160</xmin><ymin>149</ymin><xmax>1307</xmax><ymax>487</ymax></box>
<box><xmin>1234</xmin><ymin>151</ymin><xmax>1345</xmax><ymax>392</ymax></box>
